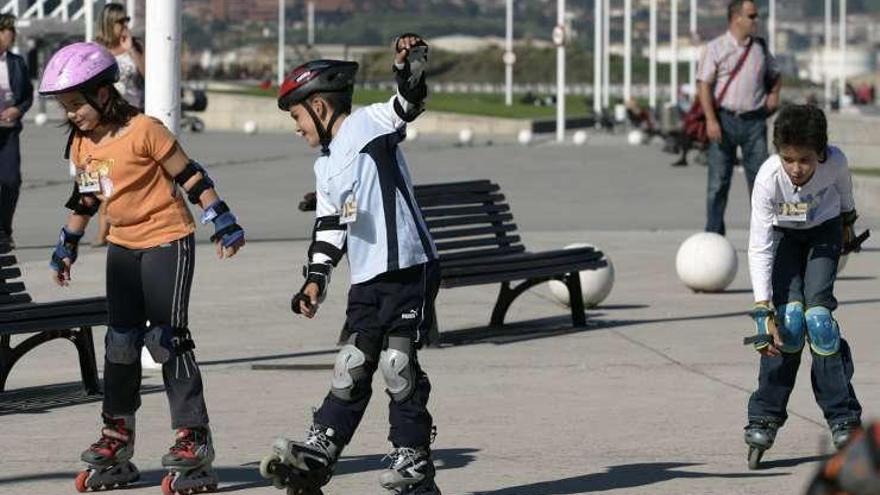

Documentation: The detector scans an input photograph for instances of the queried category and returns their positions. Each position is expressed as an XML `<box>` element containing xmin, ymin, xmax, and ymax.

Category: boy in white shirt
<box><xmin>744</xmin><ymin>104</ymin><xmax>866</xmax><ymax>469</ymax></box>
<box><xmin>259</xmin><ymin>35</ymin><xmax>441</xmax><ymax>495</ymax></box>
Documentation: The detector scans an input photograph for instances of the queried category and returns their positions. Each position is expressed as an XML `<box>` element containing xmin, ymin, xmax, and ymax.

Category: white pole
<box><xmin>649</xmin><ymin>0</ymin><xmax>657</xmax><ymax>110</ymax></box>
<box><xmin>838</xmin><ymin>0</ymin><xmax>846</xmax><ymax>107</ymax></box>
<box><xmin>689</xmin><ymin>0</ymin><xmax>697</xmax><ymax>97</ymax></box>
<box><xmin>145</xmin><ymin>0</ymin><xmax>182</xmax><ymax>135</ymax></box>
<box><xmin>62</xmin><ymin>0</ymin><xmax>69</xmax><ymax>23</ymax></box>
<box><xmin>307</xmin><ymin>1</ymin><xmax>314</xmax><ymax>47</ymax></box>
<box><xmin>624</xmin><ymin>0</ymin><xmax>632</xmax><ymax>103</ymax></box>
<box><xmin>127</xmin><ymin>0</ymin><xmax>136</xmax><ymax>30</ymax></box>
<box><xmin>824</xmin><ymin>0</ymin><xmax>832</xmax><ymax>110</ymax></box>
<box><xmin>602</xmin><ymin>0</ymin><xmax>610</xmax><ymax>108</ymax></box>
<box><xmin>85</xmin><ymin>0</ymin><xmax>94</xmax><ymax>42</ymax></box>
<box><xmin>504</xmin><ymin>0</ymin><xmax>513</xmax><ymax>106</ymax></box>
<box><xmin>768</xmin><ymin>0</ymin><xmax>775</xmax><ymax>54</ymax></box>
<box><xmin>594</xmin><ymin>0</ymin><xmax>602</xmax><ymax>116</ymax></box>
<box><xmin>670</xmin><ymin>0</ymin><xmax>678</xmax><ymax>104</ymax></box>
<box><xmin>278</xmin><ymin>0</ymin><xmax>285</xmax><ymax>86</ymax></box>
<box><xmin>556</xmin><ymin>0</ymin><xmax>566</xmax><ymax>142</ymax></box>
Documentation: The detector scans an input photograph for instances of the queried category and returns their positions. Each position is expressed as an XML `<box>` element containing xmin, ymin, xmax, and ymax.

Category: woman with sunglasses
<box><xmin>93</xmin><ymin>3</ymin><xmax>145</xmax><ymax>247</ymax></box>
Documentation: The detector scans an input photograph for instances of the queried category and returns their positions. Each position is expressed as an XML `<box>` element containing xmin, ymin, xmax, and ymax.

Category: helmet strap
<box><xmin>302</xmin><ymin>99</ymin><xmax>343</xmax><ymax>156</ymax></box>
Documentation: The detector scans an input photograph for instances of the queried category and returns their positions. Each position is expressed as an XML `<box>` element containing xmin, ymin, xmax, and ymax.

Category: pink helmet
<box><xmin>39</xmin><ymin>42</ymin><xmax>118</xmax><ymax>95</ymax></box>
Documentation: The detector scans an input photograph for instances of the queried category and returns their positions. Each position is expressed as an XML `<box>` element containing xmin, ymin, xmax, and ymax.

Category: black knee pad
<box><xmin>105</xmin><ymin>326</ymin><xmax>143</xmax><ymax>364</ymax></box>
<box><xmin>143</xmin><ymin>325</ymin><xmax>195</xmax><ymax>364</ymax></box>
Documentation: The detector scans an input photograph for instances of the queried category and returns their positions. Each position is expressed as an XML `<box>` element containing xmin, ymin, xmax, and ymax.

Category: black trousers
<box><xmin>103</xmin><ymin>234</ymin><xmax>210</xmax><ymax>429</ymax></box>
<box><xmin>314</xmin><ymin>261</ymin><xmax>440</xmax><ymax>448</ymax></box>
<box><xmin>0</xmin><ymin>128</ymin><xmax>21</xmax><ymax>237</ymax></box>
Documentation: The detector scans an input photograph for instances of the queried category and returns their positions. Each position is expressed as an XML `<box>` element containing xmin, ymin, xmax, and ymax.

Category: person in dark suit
<box><xmin>0</xmin><ymin>13</ymin><xmax>33</xmax><ymax>249</ymax></box>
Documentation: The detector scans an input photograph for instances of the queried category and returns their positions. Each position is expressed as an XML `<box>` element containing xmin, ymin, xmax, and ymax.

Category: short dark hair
<box><xmin>0</xmin><ymin>13</ymin><xmax>16</xmax><ymax>31</ymax></box>
<box><xmin>773</xmin><ymin>104</ymin><xmax>828</xmax><ymax>157</ymax></box>
<box><xmin>728</xmin><ymin>0</ymin><xmax>753</xmax><ymax>22</ymax></box>
<box><xmin>308</xmin><ymin>91</ymin><xmax>353</xmax><ymax>116</ymax></box>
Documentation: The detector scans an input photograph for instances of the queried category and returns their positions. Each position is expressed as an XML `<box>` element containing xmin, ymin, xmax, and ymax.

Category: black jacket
<box><xmin>4</xmin><ymin>51</ymin><xmax>33</xmax><ymax>129</ymax></box>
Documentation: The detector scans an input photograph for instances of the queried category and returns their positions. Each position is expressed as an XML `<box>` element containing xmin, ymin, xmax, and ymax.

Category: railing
<box><xmin>0</xmin><ymin>0</ymin><xmax>96</xmax><ymax>22</ymax></box>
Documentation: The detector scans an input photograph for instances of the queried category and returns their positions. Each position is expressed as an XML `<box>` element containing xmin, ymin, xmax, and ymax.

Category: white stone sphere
<box><xmin>458</xmin><ymin>127</ymin><xmax>474</xmax><ymax>146</ymax></box>
<box><xmin>141</xmin><ymin>347</ymin><xmax>162</xmax><ymax>371</ymax></box>
<box><xmin>548</xmin><ymin>243</ymin><xmax>614</xmax><ymax>308</ymax></box>
<box><xmin>627</xmin><ymin>129</ymin><xmax>645</xmax><ymax>145</ymax></box>
<box><xmin>675</xmin><ymin>232</ymin><xmax>738</xmax><ymax>292</ymax></box>
<box><xmin>34</xmin><ymin>112</ymin><xmax>48</xmax><ymax>126</ymax></box>
<box><xmin>406</xmin><ymin>127</ymin><xmax>419</xmax><ymax>142</ymax></box>
<box><xmin>243</xmin><ymin>120</ymin><xmax>258</xmax><ymax>134</ymax></box>
<box><xmin>572</xmin><ymin>130</ymin><xmax>588</xmax><ymax>146</ymax></box>
<box><xmin>517</xmin><ymin>128</ymin><xmax>533</xmax><ymax>145</ymax></box>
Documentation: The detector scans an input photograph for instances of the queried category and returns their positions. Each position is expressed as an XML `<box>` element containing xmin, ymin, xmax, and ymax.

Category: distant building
<box><xmin>210</xmin><ymin>0</ymin><xmax>277</xmax><ymax>22</ymax></box>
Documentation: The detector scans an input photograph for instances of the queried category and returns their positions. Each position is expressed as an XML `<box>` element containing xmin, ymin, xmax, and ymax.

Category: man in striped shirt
<box><xmin>698</xmin><ymin>0</ymin><xmax>782</xmax><ymax>235</ymax></box>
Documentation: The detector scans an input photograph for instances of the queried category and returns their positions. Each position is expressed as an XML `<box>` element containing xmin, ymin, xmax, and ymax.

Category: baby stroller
<box><xmin>181</xmin><ymin>87</ymin><xmax>207</xmax><ymax>132</ymax></box>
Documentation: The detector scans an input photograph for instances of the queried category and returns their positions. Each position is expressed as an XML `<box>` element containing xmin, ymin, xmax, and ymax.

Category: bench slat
<box><xmin>435</xmin><ymin>235</ymin><xmax>521</xmax><ymax>252</ymax></box>
<box><xmin>0</xmin><ymin>281</ymin><xmax>26</xmax><ymax>295</ymax></box>
<box><xmin>415</xmin><ymin>181</ymin><xmax>499</xmax><ymax>196</ymax></box>
<box><xmin>431</xmin><ymin>224</ymin><xmax>517</xmax><ymax>240</ymax></box>
<box><xmin>0</xmin><ymin>293</ymin><xmax>32</xmax><ymax>305</ymax></box>
<box><xmin>441</xmin><ymin>258</ymin><xmax>607</xmax><ymax>288</ymax></box>
<box><xmin>0</xmin><ymin>298</ymin><xmax>108</xmax><ymax>322</ymax></box>
<box><xmin>0</xmin><ymin>267</ymin><xmax>22</xmax><ymax>280</ymax></box>
<box><xmin>438</xmin><ymin>245</ymin><xmax>526</xmax><ymax>262</ymax></box>
<box><xmin>0</xmin><ymin>313</ymin><xmax>108</xmax><ymax>334</ymax></box>
<box><xmin>425</xmin><ymin>213</ymin><xmax>514</xmax><ymax>229</ymax></box>
<box><xmin>0</xmin><ymin>255</ymin><xmax>17</xmax><ymax>267</ymax></box>
<box><xmin>417</xmin><ymin>193</ymin><xmax>505</xmax><ymax>208</ymax></box>
<box><xmin>440</xmin><ymin>247</ymin><xmax>599</xmax><ymax>268</ymax></box>
<box><xmin>421</xmin><ymin>204</ymin><xmax>510</xmax><ymax>219</ymax></box>
<box><xmin>442</xmin><ymin>250</ymin><xmax>603</xmax><ymax>276</ymax></box>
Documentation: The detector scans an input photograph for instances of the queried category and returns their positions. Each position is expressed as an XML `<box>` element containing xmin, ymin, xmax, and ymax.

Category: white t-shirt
<box><xmin>312</xmin><ymin>96</ymin><xmax>436</xmax><ymax>285</ymax></box>
<box><xmin>748</xmin><ymin>146</ymin><xmax>855</xmax><ymax>302</ymax></box>
<box><xmin>114</xmin><ymin>51</ymin><xmax>144</xmax><ymax>109</ymax></box>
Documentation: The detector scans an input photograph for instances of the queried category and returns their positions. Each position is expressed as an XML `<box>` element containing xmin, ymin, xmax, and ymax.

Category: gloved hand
<box><xmin>201</xmin><ymin>200</ymin><xmax>245</xmax><ymax>258</ymax></box>
<box><xmin>49</xmin><ymin>227</ymin><xmax>84</xmax><ymax>286</ymax></box>
<box><xmin>744</xmin><ymin>301</ymin><xmax>782</xmax><ymax>356</ymax></box>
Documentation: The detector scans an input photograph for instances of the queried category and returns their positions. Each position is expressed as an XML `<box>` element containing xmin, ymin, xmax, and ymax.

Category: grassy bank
<box><xmin>209</xmin><ymin>86</ymin><xmax>592</xmax><ymax>120</ymax></box>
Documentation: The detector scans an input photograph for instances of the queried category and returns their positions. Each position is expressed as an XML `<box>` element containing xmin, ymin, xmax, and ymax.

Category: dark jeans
<box><xmin>705</xmin><ymin>109</ymin><xmax>768</xmax><ymax>235</ymax></box>
<box><xmin>0</xmin><ymin>128</ymin><xmax>21</xmax><ymax>237</ymax></box>
<box><xmin>747</xmin><ymin>218</ymin><xmax>862</xmax><ymax>427</ymax></box>
<box><xmin>314</xmin><ymin>262</ymin><xmax>439</xmax><ymax>448</ymax></box>
<box><xmin>103</xmin><ymin>234</ymin><xmax>210</xmax><ymax>429</ymax></box>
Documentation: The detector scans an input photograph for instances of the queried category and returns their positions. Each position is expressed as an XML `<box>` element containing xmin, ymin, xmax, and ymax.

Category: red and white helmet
<box><xmin>277</xmin><ymin>60</ymin><xmax>358</xmax><ymax>111</ymax></box>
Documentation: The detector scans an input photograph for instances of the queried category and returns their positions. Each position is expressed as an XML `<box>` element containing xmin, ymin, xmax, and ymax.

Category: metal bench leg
<box><xmin>490</xmin><ymin>278</ymin><xmax>550</xmax><ymax>327</ymax></box>
<box><xmin>566</xmin><ymin>271</ymin><xmax>587</xmax><ymax>327</ymax></box>
<box><xmin>69</xmin><ymin>326</ymin><xmax>101</xmax><ymax>395</ymax></box>
<box><xmin>0</xmin><ymin>335</ymin><xmax>12</xmax><ymax>392</ymax></box>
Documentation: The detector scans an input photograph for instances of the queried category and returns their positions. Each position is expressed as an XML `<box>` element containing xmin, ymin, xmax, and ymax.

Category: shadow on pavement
<box><xmin>469</xmin><ymin>461</ymin><xmax>787</xmax><ymax>494</ymax></box>
<box><xmin>0</xmin><ymin>448</ymin><xmax>478</xmax><ymax>490</ymax></box>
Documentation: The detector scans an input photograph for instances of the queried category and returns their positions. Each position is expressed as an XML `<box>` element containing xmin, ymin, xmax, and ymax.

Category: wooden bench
<box><xmin>414</xmin><ymin>180</ymin><xmax>606</xmax><ymax>329</ymax></box>
<box><xmin>0</xmin><ymin>246</ymin><xmax>106</xmax><ymax>394</ymax></box>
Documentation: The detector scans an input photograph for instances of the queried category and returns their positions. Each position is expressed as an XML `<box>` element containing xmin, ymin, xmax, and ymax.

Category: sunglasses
<box><xmin>116</xmin><ymin>16</ymin><xmax>131</xmax><ymax>24</ymax></box>
<box><xmin>747</xmin><ymin>13</ymin><xmax>759</xmax><ymax>20</ymax></box>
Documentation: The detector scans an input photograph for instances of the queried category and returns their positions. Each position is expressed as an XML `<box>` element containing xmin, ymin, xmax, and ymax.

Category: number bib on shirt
<box><xmin>340</xmin><ymin>193</ymin><xmax>358</xmax><ymax>224</ymax></box>
<box><xmin>776</xmin><ymin>201</ymin><xmax>808</xmax><ymax>223</ymax></box>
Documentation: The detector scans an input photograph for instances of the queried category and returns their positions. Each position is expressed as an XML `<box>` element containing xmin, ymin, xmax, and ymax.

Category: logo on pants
<box><xmin>401</xmin><ymin>309</ymin><xmax>419</xmax><ymax>320</ymax></box>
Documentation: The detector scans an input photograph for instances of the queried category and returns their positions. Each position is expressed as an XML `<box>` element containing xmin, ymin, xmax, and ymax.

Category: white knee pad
<box><xmin>379</xmin><ymin>336</ymin><xmax>414</xmax><ymax>403</ymax></box>
<box><xmin>330</xmin><ymin>337</ymin><xmax>369</xmax><ymax>402</ymax></box>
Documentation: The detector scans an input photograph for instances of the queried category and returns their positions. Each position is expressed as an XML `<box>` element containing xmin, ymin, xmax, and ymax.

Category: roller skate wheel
<box><xmin>74</xmin><ymin>470</ymin><xmax>90</xmax><ymax>493</ymax></box>
<box><xmin>161</xmin><ymin>473</ymin><xmax>176</xmax><ymax>495</ymax></box>
<box><xmin>748</xmin><ymin>446</ymin><xmax>764</xmax><ymax>470</ymax></box>
<box><xmin>259</xmin><ymin>454</ymin><xmax>280</xmax><ymax>479</ymax></box>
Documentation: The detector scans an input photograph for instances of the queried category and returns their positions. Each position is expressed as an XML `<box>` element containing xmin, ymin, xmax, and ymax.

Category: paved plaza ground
<box><xmin>1</xmin><ymin>124</ymin><xmax>878</xmax><ymax>494</ymax></box>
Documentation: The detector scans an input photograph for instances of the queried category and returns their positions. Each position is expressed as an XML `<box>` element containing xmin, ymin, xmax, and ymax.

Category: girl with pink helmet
<box><xmin>39</xmin><ymin>42</ymin><xmax>245</xmax><ymax>494</ymax></box>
